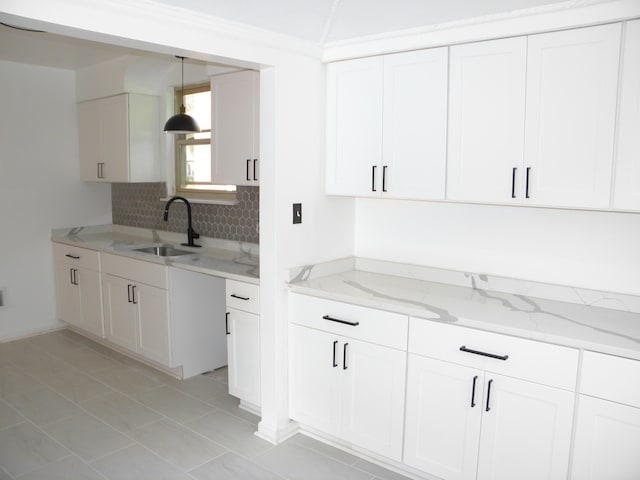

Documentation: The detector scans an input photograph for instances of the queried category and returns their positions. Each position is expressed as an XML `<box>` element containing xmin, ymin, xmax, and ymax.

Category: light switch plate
<box><xmin>293</xmin><ymin>203</ymin><xmax>302</xmax><ymax>224</ymax></box>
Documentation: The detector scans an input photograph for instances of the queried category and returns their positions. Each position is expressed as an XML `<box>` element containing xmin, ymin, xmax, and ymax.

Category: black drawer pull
<box><xmin>332</xmin><ymin>340</ymin><xmax>338</xmax><ymax>368</ymax></box>
<box><xmin>127</xmin><ymin>284</ymin><xmax>133</xmax><ymax>303</ymax></box>
<box><xmin>230</xmin><ymin>294</ymin><xmax>250</xmax><ymax>301</ymax></box>
<box><xmin>460</xmin><ymin>346</ymin><xmax>508</xmax><ymax>361</ymax></box>
<box><xmin>343</xmin><ymin>342</ymin><xmax>349</xmax><ymax>370</ymax></box>
<box><xmin>225</xmin><ymin>312</ymin><xmax>230</xmax><ymax>335</ymax></box>
<box><xmin>65</xmin><ymin>254</ymin><xmax>80</xmax><ymax>259</ymax></box>
<box><xmin>322</xmin><ymin>315</ymin><xmax>359</xmax><ymax>327</ymax></box>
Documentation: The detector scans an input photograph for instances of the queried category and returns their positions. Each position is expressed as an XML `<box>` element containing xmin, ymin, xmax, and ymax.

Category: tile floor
<box><xmin>0</xmin><ymin>329</ymin><xmax>411</xmax><ymax>480</ymax></box>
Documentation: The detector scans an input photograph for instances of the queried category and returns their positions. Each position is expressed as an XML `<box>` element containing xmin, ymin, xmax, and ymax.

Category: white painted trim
<box><xmin>256</xmin><ymin>419</ymin><xmax>300</xmax><ymax>445</ymax></box>
<box><xmin>322</xmin><ymin>0</ymin><xmax>640</xmax><ymax>61</ymax></box>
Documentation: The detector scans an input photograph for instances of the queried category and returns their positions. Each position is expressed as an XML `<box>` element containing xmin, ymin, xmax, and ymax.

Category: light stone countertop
<box><xmin>288</xmin><ymin>258</ymin><xmax>640</xmax><ymax>361</ymax></box>
<box><xmin>52</xmin><ymin>224</ymin><xmax>259</xmax><ymax>284</ymax></box>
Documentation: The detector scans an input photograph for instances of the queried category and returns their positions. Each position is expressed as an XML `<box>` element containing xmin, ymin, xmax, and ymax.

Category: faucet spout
<box><xmin>163</xmin><ymin>196</ymin><xmax>201</xmax><ymax>248</ymax></box>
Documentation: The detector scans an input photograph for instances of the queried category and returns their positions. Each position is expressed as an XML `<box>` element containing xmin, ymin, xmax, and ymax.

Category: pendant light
<box><xmin>164</xmin><ymin>56</ymin><xmax>201</xmax><ymax>134</ymax></box>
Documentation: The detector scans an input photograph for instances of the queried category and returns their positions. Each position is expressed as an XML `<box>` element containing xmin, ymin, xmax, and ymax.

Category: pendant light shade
<box><xmin>164</xmin><ymin>56</ymin><xmax>201</xmax><ymax>134</ymax></box>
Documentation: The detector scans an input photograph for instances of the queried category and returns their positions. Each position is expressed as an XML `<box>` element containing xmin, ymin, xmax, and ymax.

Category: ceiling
<box><xmin>0</xmin><ymin>0</ymin><xmax>611</xmax><ymax>70</ymax></box>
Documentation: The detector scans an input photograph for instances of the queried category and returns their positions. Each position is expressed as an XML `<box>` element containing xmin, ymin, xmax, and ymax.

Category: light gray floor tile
<box><xmin>254</xmin><ymin>442</ymin><xmax>372</xmax><ymax>480</ymax></box>
<box><xmin>54</xmin><ymin>347</ymin><xmax>122</xmax><ymax>374</ymax></box>
<box><xmin>190</xmin><ymin>452</ymin><xmax>285</xmax><ymax>480</ymax></box>
<box><xmin>0</xmin><ymin>422</ymin><xmax>69</xmax><ymax>477</ymax></box>
<box><xmin>185</xmin><ymin>410</ymin><xmax>273</xmax><ymax>459</ymax></box>
<box><xmin>50</xmin><ymin>329</ymin><xmax>94</xmax><ymax>346</ymax></box>
<box><xmin>81</xmin><ymin>392</ymin><xmax>161</xmax><ymax>433</ymax></box>
<box><xmin>352</xmin><ymin>459</ymin><xmax>412</xmax><ymax>480</ymax></box>
<box><xmin>41</xmin><ymin>370</ymin><xmax>113</xmax><ymax>403</ymax></box>
<box><xmin>130</xmin><ymin>419</ymin><xmax>227</xmax><ymax>471</ymax></box>
<box><xmin>10</xmin><ymin>348</ymin><xmax>74</xmax><ymax>379</ymax></box>
<box><xmin>0</xmin><ymin>466</ymin><xmax>12</xmax><ymax>480</ymax></box>
<box><xmin>5</xmin><ymin>386</ymin><xmax>80</xmax><ymax>426</ymax></box>
<box><xmin>0</xmin><ymin>368</ymin><xmax>44</xmax><ymax>398</ymax></box>
<box><xmin>90</xmin><ymin>366</ymin><xmax>163</xmax><ymax>394</ymax></box>
<box><xmin>290</xmin><ymin>434</ymin><xmax>360</xmax><ymax>465</ymax></box>
<box><xmin>27</xmin><ymin>332</ymin><xmax>81</xmax><ymax>355</ymax></box>
<box><xmin>0</xmin><ymin>398</ymin><xmax>24</xmax><ymax>429</ymax></box>
<box><xmin>203</xmin><ymin>367</ymin><xmax>229</xmax><ymax>385</ymax></box>
<box><xmin>206</xmin><ymin>393</ymin><xmax>261</xmax><ymax>425</ymax></box>
<box><xmin>43</xmin><ymin>412</ymin><xmax>134</xmax><ymax>462</ymax></box>
<box><xmin>133</xmin><ymin>386</ymin><xmax>215</xmax><ymax>424</ymax></box>
<box><xmin>163</xmin><ymin>374</ymin><xmax>229</xmax><ymax>401</ymax></box>
<box><xmin>15</xmin><ymin>454</ymin><xmax>107</xmax><ymax>480</ymax></box>
<box><xmin>91</xmin><ymin>444</ymin><xmax>193</xmax><ymax>480</ymax></box>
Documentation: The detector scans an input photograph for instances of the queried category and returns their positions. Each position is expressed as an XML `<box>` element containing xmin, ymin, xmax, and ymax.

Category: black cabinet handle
<box><xmin>511</xmin><ymin>167</ymin><xmax>517</xmax><ymax>199</ymax></box>
<box><xmin>332</xmin><ymin>340</ymin><xmax>338</xmax><ymax>368</ymax></box>
<box><xmin>127</xmin><ymin>284</ymin><xmax>132</xmax><ymax>303</ymax></box>
<box><xmin>225</xmin><ymin>312</ymin><xmax>230</xmax><ymax>335</ymax></box>
<box><xmin>322</xmin><ymin>315</ymin><xmax>359</xmax><ymax>327</ymax></box>
<box><xmin>471</xmin><ymin>375</ymin><xmax>478</xmax><ymax>408</ymax></box>
<box><xmin>525</xmin><ymin>167</ymin><xmax>531</xmax><ymax>199</ymax></box>
<box><xmin>131</xmin><ymin>286</ymin><xmax>137</xmax><ymax>304</ymax></box>
<box><xmin>343</xmin><ymin>342</ymin><xmax>349</xmax><ymax>370</ymax></box>
<box><xmin>246</xmin><ymin>159</ymin><xmax>251</xmax><ymax>181</ymax></box>
<box><xmin>253</xmin><ymin>159</ymin><xmax>258</xmax><ymax>181</ymax></box>
<box><xmin>230</xmin><ymin>294</ymin><xmax>250</xmax><ymax>301</ymax></box>
<box><xmin>486</xmin><ymin>379</ymin><xmax>493</xmax><ymax>412</ymax></box>
<box><xmin>69</xmin><ymin>268</ymin><xmax>74</xmax><ymax>286</ymax></box>
<box><xmin>73</xmin><ymin>269</ymin><xmax>79</xmax><ymax>286</ymax></box>
<box><xmin>65</xmin><ymin>254</ymin><xmax>80</xmax><ymax>259</ymax></box>
<box><xmin>97</xmin><ymin>163</ymin><xmax>101</xmax><ymax>179</ymax></box>
<box><xmin>460</xmin><ymin>346</ymin><xmax>508</xmax><ymax>361</ymax></box>
<box><xmin>382</xmin><ymin>165</ymin><xmax>388</xmax><ymax>192</ymax></box>
<box><xmin>371</xmin><ymin>165</ymin><xmax>377</xmax><ymax>192</ymax></box>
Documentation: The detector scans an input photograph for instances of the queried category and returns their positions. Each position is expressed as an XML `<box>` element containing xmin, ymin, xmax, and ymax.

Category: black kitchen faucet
<box><xmin>163</xmin><ymin>196</ymin><xmax>201</xmax><ymax>247</ymax></box>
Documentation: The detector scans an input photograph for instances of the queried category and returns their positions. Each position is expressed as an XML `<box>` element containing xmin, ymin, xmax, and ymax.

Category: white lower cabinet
<box><xmin>403</xmin><ymin>355</ymin><xmax>574</xmax><ymax>480</ymax></box>
<box><xmin>288</xmin><ymin>294</ymin><xmax>408</xmax><ymax>461</ymax></box>
<box><xmin>571</xmin><ymin>351</ymin><xmax>640</xmax><ymax>480</ymax></box>
<box><xmin>52</xmin><ymin>243</ymin><xmax>104</xmax><ymax>338</ymax></box>
<box><xmin>102</xmin><ymin>253</ymin><xmax>171</xmax><ymax>366</ymax></box>
<box><xmin>225</xmin><ymin>280</ymin><xmax>261</xmax><ymax>408</ymax></box>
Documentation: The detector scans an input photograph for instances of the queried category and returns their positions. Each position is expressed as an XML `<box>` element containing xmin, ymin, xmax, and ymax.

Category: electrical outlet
<box><xmin>293</xmin><ymin>203</ymin><xmax>302</xmax><ymax>224</ymax></box>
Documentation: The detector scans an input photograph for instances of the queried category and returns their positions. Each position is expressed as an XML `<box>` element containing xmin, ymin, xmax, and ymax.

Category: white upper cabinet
<box><xmin>447</xmin><ymin>37</ymin><xmax>527</xmax><ymax>204</ymax></box>
<box><xmin>613</xmin><ymin>20</ymin><xmax>640</xmax><ymax>211</ymax></box>
<box><xmin>326</xmin><ymin>49</ymin><xmax>448</xmax><ymax>199</ymax></box>
<box><xmin>382</xmin><ymin>48</ymin><xmax>448</xmax><ymax>199</ymax></box>
<box><xmin>326</xmin><ymin>56</ymin><xmax>384</xmax><ymax>196</ymax></box>
<box><xmin>211</xmin><ymin>70</ymin><xmax>260</xmax><ymax>186</ymax></box>
<box><xmin>78</xmin><ymin>93</ymin><xmax>160</xmax><ymax>183</ymax></box>
<box><xmin>523</xmin><ymin>24</ymin><xmax>621</xmax><ymax>209</ymax></box>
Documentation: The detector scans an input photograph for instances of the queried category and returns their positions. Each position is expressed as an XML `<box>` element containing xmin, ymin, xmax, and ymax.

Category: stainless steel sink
<box><xmin>132</xmin><ymin>245</ymin><xmax>193</xmax><ymax>257</ymax></box>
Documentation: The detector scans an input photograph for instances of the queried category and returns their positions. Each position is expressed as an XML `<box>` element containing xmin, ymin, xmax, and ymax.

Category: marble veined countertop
<box><xmin>288</xmin><ymin>258</ymin><xmax>640</xmax><ymax>361</ymax></box>
<box><xmin>52</xmin><ymin>224</ymin><xmax>259</xmax><ymax>284</ymax></box>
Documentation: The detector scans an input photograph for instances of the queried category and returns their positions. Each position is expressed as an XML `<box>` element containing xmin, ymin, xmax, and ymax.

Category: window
<box><xmin>174</xmin><ymin>82</ymin><xmax>236</xmax><ymax>201</ymax></box>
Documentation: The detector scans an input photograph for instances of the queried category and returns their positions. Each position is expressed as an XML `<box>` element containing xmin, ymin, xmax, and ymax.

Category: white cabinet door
<box><xmin>102</xmin><ymin>273</ymin><xmax>137</xmax><ymax>352</ymax></box>
<box><xmin>476</xmin><ymin>374</ymin><xmax>574</xmax><ymax>480</ymax></box>
<box><xmin>54</xmin><ymin>262</ymin><xmax>81</xmax><ymax>327</ymax></box>
<box><xmin>404</xmin><ymin>355</ymin><xmax>482</xmax><ymax>480</ymax></box>
<box><xmin>326</xmin><ymin>56</ymin><xmax>384</xmax><ymax>196</ymax></box>
<box><xmin>572</xmin><ymin>395</ymin><xmax>640</xmax><ymax>480</ymax></box>
<box><xmin>135</xmin><ymin>283</ymin><xmax>170</xmax><ymax>366</ymax></box>
<box><xmin>226</xmin><ymin>308</ymin><xmax>261</xmax><ymax>406</ymax></box>
<box><xmin>447</xmin><ymin>37</ymin><xmax>527</xmax><ymax>204</ymax></box>
<box><xmin>524</xmin><ymin>24</ymin><xmax>621</xmax><ymax>209</ymax></box>
<box><xmin>289</xmin><ymin>324</ymin><xmax>342</xmax><ymax>438</ymax></box>
<box><xmin>78</xmin><ymin>99</ymin><xmax>103</xmax><ymax>182</ymax></box>
<box><xmin>211</xmin><ymin>70</ymin><xmax>260</xmax><ymax>186</ymax></box>
<box><xmin>341</xmin><ymin>338</ymin><xmax>406</xmax><ymax>461</ymax></box>
<box><xmin>77</xmin><ymin>268</ymin><xmax>104</xmax><ymax>338</ymax></box>
<box><xmin>100</xmin><ymin>94</ymin><xmax>130</xmax><ymax>182</ymax></box>
<box><xmin>382</xmin><ymin>48</ymin><xmax>448</xmax><ymax>200</ymax></box>
<box><xmin>613</xmin><ymin>20</ymin><xmax>640</xmax><ymax>211</ymax></box>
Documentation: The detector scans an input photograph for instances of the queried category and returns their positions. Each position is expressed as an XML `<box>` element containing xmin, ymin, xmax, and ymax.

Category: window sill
<box><xmin>160</xmin><ymin>197</ymin><xmax>239</xmax><ymax>206</ymax></box>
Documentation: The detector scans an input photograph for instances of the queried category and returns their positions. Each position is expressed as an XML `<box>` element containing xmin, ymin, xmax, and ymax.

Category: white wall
<box><xmin>355</xmin><ymin>199</ymin><xmax>640</xmax><ymax>295</ymax></box>
<box><xmin>0</xmin><ymin>60</ymin><xmax>112</xmax><ymax>341</ymax></box>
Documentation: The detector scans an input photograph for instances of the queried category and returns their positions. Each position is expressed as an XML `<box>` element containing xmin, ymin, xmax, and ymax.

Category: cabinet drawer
<box><xmin>53</xmin><ymin>242</ymin><xmax>101</xmax><ymax>271</ymax></box>
<box><xmin>226</xmin><ymin>280</ymin><xmax>260</xmax><ymax>314</ymax></box>
<box><xmin>101</xmin><ymin>252</ymin><xmax>167</xmax><ymax>289</ymax></box>
<box><xmin>409</xmin><ymin>318</ymin><xmax>578</xmax><ymax>390</ymax></box>
<box><xmin>289</xmin><ymin>293</ymin><xmax>408</xmax><ymax>350</ymax></box>
<box><xmin>581</xmin><ymin>351</ymin><xmax>640</xmax><ymax>408</ymax></box>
